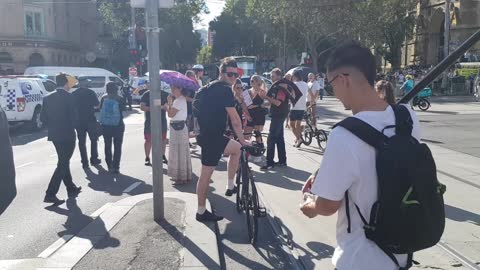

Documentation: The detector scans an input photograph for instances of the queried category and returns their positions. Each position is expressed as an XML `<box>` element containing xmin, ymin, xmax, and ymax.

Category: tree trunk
<box><xmin>311</xmin><ymin>48</ymin><xmax>319</xmax><ymax>73</ymax></box>
<box><xmin>391</xmin><ymin>45</ymin><xmax>402</xmax><ymax>71</ymax></box>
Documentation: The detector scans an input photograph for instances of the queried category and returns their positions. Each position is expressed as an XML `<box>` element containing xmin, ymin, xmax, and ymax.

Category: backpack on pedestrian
<box><xmin>334</xmin><ymin>105</ymin><xmax>446</xmax><ymax>270</ymax></box>
<box><xmin>100</xmin><ymin>98</ymin><xmax>121</xmax><ymax>126</ymax></box>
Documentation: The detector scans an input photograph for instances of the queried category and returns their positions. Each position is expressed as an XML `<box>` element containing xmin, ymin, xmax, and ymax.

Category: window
<box><xmin>85</xmin><ymin>76</ymin><xmax>106</xmax><ymax>88</ymax></box>
<box><xmin>109</xmin><ymin>76</ymin><xmax>124</xmax><ymax>86</ymax></box>
<box><xmin>25</xmin><ymin>10</ymin><xmax>44</xmax><ymax>36</ymax></box>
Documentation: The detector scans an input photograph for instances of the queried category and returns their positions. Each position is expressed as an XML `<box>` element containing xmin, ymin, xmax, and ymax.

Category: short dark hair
<box><xmin>106</xmin><ymin>81</ymin><xmax>118</xmax><ymax>95</ymax></box>
<box><xmin>292</xmin><ymin>70</ymin><xmax>302</xmax><ymax>81</ymax></box>
<box><xmin>326</xmin><ymin>42</ymin><xmax>376</xmax><ymax>86</ymax></box>
<box><xmin>220</xmin><ymin>57</ymin><xmax>237</xmax><ymax>73</ymax></box>
<box><xmin>271</xmin><ymin>68</ymin><xmax>282</xmax><ymax>78</ymax></box>
<box><xmin>56</xmin><ymin>73</ymin><xmax>68</xmax><ymax>87</ymax></box>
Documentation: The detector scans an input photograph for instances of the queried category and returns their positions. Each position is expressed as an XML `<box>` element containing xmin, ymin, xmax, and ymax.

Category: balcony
<box><xmin>24</xmin><ymin>30</ymin><xmax>48</xmax><ymax>39</ymax></box>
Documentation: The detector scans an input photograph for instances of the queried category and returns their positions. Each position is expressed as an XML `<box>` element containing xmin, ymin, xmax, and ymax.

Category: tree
<box><xmin>97</xmin><ymin>0</ymin><xmax>207</xmax><ymax>71</ymax></box>
<box><xmin>196</xmin><ymin>46</ymin><xmax>213</xmax><ymax>65</ymax></box>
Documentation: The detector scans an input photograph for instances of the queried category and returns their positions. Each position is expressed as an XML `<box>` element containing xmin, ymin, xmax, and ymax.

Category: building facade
<box><xmin>404</xmin><ymin>0</ymin><xmax>480</xmax><ymax>67</ymax></box>
<box><xmin>0</xmin><ymin>0</ymin><xmax>98</xmax><ymax>74</ymax></box>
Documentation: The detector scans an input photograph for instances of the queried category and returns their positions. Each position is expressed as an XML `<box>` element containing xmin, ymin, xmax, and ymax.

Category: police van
<box><xmin>0</xmin><ymin>76</ymin><xmax>48</xmax><ymax>130</ymax></box>
<box><xmin>24</xmin><ymin>66</ymin><xmax>126</xmax><ymax>101</ymax></box>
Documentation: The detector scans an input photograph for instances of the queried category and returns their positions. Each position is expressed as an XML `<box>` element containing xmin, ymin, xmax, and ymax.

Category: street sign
<box><xmin>129</xmin><ymin>67</ymin><xmax>138</xmax><ymax>76</ymax></box>
<box><xmin>85</xmin><ymin>52</ymin><xmax>96</xmax><ymax>63</ymax></box>
<box><xmin>130</xmin><ymin>0</ymin><xmax>174</xmax><ymax>8</ymax></box>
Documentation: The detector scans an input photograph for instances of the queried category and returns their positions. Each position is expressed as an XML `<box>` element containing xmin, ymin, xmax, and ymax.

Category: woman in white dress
<box><xmin>167</xmin><ymin>85</ymin><xmax>192</xmax><ymax>184</ymax></box>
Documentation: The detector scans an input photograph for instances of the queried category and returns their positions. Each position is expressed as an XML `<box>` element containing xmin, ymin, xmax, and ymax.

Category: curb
<box><xmin>0</xmin><ymin>192</ymin><xmax>220</xmax><ymax>270</ymax></box>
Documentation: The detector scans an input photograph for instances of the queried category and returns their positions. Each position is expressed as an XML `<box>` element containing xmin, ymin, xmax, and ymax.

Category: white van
<box><xmin>0</xmin><ymin>76</ymin><xmax>48</xmax><ymax>130</ymax></box>
<box><xmin>24</xmin><ymin>66</ymin><xmax>125</xmax><ymax>100</ymax></box>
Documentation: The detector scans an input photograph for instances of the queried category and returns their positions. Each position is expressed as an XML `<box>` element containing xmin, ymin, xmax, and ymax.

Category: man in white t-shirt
<box><xmin>300</xmin><ymin>42</ymin><xmax>420</xmax><ymax>270</ymax></box>
<box><xmin>307</xmin><ymin>72</ymin><xmax>320</xmax><ymax>125</ymax></box>
<box><xmin>290</xmin><ymin>70</ymin><xmax>308</xmax><ymax>148</ymax></box>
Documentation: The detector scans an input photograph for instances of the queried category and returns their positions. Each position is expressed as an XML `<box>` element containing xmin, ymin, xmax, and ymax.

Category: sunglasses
<box><xmin>327</xmin><ymin>73</ymin><xmax>350</xmax><ymax>85</ymax></box>
<box><xmin>225</xmin><ymin>72</ymin><xmax>239</xmax><ymax>78</ymax></box>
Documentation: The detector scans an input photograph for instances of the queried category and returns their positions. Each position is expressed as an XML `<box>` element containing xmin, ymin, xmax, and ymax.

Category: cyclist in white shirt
<box><xmin>307</xmin><ymin>73</ymin><xmax>320</xmax><ymax>125</ymax></box>
<box><xmin>300</xmin><ymin>42</ymin><xmax>420</xmax><ymax>270</ymax></box>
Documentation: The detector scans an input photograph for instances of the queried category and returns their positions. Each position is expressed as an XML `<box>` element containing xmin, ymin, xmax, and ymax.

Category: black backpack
<box><xmin>334</xmin><ymin>105</ymin><xmax>446</xmax><ymax>270</ymax></box>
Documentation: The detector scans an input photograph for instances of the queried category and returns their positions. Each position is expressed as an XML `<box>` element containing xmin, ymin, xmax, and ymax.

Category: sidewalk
<box><xmin>0</xmin><ymin>193</ymin><xmax>221</xmax><ymax>270</ymax></box>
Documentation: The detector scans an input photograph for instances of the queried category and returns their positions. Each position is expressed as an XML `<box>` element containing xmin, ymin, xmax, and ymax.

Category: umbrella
<box><xmin>286</xmin><ymin>66</ymin><xmax>315</xmax><ymax>82</ymax></box>
<box><xmin>267</xmin><ymin>79</ymin><xmax>303</xmax><ymax>106</ymax></box>
<box><xmin>159</xmin><ymin>70</ymin><xmax>199</xmax><ymax>92</ymax></box>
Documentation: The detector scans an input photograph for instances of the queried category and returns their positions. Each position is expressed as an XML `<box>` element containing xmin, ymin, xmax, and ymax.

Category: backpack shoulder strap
<box><xmin>391</xmin><ymin>105</ymin><xmax>413</xmax><ymax>136</ymax></box>
<box><xmin>334</xmin><ymin>117</ymin><xmax>387</xmax><ymax>149</ymax></box>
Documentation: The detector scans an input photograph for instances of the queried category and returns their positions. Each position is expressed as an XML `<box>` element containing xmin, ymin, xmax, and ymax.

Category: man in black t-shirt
<box><xmin>140</xmin><ymin>88</ymin><xmax>168</xmax><ymax>166</ymax></box>
<box><xmin>194</xmin><ymin>57</ymin><xmax>248</xmax><ymax>222</ymax></box>
<box><xmin>260</xmin><ymin>68</ymin><xmax>289</xmax><ymax>170</ymax></box>
<box><xmin>72</xmin><ymin>77</ymin><xmax>101</xmax><ymax>168</ymax></box>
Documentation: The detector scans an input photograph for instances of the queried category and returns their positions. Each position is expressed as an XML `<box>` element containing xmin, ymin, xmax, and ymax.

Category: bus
<box><xmin>233</xmin><ymin>56</ymin><xmax>257</xmax><ymax>77</ymax></box>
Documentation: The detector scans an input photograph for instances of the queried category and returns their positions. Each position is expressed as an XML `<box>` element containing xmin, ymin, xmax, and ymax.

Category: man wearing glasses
<box><xmin>194</xmin><ymin>57</ymin><xmax>248</xmax><ymax>222</ymax></box>
<box><xmin>300</xmin><ymin>42</ymin><xmax>420</xmax><ymax>270</ymax></box>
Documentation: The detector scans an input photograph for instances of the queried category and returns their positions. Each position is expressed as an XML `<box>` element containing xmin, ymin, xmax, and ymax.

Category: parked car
<box><xmin>24</xmin><ymin>66</ymin><xmax>125</xmax><ymax>101</ymax></box>
<box><xmin>0</xmin><ymin>76</ymin><xmax>48</xmax><ymax>130</ymax></box>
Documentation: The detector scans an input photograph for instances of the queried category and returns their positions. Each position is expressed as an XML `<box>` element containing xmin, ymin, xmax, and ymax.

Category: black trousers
<box><xmin>266</xmin><ymin>116</ymin><xmax>287</xmax><ymax>166</ymax></box>
<box><xmin>46</xmin><ymin>140</ymin><xmax>76</xmax><ymax>196</ymax></box>
<box><xmin>76</xmin><ymin>125</ymin><xmax>99</xmax><ymax>166</ymax></box>
<box><xmin>102</xmin><ymin>125</ymin><xmax>124</xmax><ymax>169</ymax></box>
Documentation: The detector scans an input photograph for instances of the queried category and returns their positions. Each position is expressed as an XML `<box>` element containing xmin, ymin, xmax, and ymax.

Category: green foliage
<box><xmin>196</xmin><ymin>46</ymin><xmax>213</xmax><ymax>65</ymax></box>
<box><xmin>97</xmin><ymin>0</ymin><xmax>207</xmax><ymax>70</ymax></box>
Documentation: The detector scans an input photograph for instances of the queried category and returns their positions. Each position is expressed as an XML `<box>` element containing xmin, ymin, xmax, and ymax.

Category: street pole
<box><xmin>283</xmin><ymin>20</ymin><xmax>287</xmax><ymax>72</ymax></box>
<box><xmin>442</xmin><ymin>0</ymin><xmax>451</xmax><ymax>91</ymax></box>
<box><xmin>145</xmin><ymin>0</ymin><xmax>164</xmax><ymax>221</ymax></box>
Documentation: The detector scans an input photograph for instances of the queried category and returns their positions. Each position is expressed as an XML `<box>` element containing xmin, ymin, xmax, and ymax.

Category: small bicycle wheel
<box><xmin>245</xmin><ymin>170</ymin><xmax>259</xmax><ymax>245</ymax></box>
<box><xmin>418</xmin><ymin>98</ymin><xmax>430</xmax><ymax>111</ymax></box>
<box><xmin>302</xmin><ymin>128</ymin><xmax>313</xmax><ymax>145</ymax></box>
<box><xmin>316</xmin><ymin>129</ymin><xmax>328</xmax><ymax>152</ymax></box>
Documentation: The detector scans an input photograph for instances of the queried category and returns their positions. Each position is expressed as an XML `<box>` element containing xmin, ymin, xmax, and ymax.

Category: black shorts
<box><xmin>197</xmin><ymin>134</ymin><xmax>230</xmax><ymax>166</ymax></box>
<box><xmin>289</xmin><ymin>110</ymin><xmax>304</xmax><ymax>121</ymax></box>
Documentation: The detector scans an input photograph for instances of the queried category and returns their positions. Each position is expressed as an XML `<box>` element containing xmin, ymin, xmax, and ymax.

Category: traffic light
<box><xmin>129</xmin><ymin>49</ymin><xmax>140</xmax><ymax>67</ymax></box>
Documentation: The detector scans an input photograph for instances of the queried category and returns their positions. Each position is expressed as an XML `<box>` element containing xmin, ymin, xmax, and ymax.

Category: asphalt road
<box><xmin>2</xmin><ymin>97</ymin><xmax>479</xmax><ymax>269</ymax></box>
<box><xmin>1</xmin><ymin>106</ymin><xmax>290</xmax><ymax>269</ymax></box>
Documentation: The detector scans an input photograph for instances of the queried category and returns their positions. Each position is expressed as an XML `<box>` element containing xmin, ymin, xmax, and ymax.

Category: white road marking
<box><xmin>37</xmin><ymin>234</ymin><xmax>74</xmax><ymax>258</ymax></box>
<box><xmin>15</xmin><ymin>162</ymin><xmax>35</xmax><ymax>169</ymax></box>
<box><xmin>6</xmin><ymin>235</ymin><xmax>13</xmax><ymax>238</ymax></box>
<box><xmin>123</xmin><ymin>182</ymin><xmax>142</xmax><ymax>193</ymax></box>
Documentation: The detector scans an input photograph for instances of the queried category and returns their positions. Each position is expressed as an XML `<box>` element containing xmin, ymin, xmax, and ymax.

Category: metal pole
<box><xmin>131</xmin><ymin>7</ymin><xmax>137</xmax><ymax>49</ymax></box>
<box><xmin>146</xmin><ymin>0</ymin><xmax>164</xmax><ymax>220</ymax></box>
<box><xmin>399</xmin><ymin>29</ymin><xmax>480</xmax><ymax>104</ymax></box>
<box><xmin>283</xmin><ymin>20</ymin><xmax>287</xmax><ymax>72</ymax></box>
<box><xmin>441</xmin><ymin>0</ymin><xmax>451</xmax><ymax>90</ymax></box>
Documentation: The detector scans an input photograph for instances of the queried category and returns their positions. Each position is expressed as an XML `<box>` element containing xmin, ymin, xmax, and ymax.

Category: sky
<box><xmin>195</xmin><ymin>0</ymin><xmax>225</xmax><ymax>30</ymax></box>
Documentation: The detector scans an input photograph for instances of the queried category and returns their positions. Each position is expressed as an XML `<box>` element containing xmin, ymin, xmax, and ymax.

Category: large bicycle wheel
<box><xmin>316</xmin><ymin>129</ymin><xmax>328</xmax><ymax>152</ymax></box>
<box><xmin>235</xmin><ymin>165</ymin><xmax>243</xmax><ymax>213</ymax></box>
<box><xmin>245</xmin><ymin>168</ymin><xmax>259</xmax><ymax>245</ymax></box>
<box><xmin>302</xmin><ymin>128</ymin><xmax>313</xmax><ymax>145</ymax></box>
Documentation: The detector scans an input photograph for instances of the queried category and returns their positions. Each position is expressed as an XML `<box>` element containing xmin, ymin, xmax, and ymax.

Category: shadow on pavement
<box><xmin>445</xmin><ymin>204</ymin><xmax>480</xmax><ymax>226</ymax></box>
<box><xmin>297</xmin><ymin>146</ymin><xmax>325</xmax><ymax>155</ymax></box>
<box><xmin>45</xmin><ymin>198</ymin><xmax>120</xmax><ymax>249</ymax></box>
<box><xmin>84</xmin><ymin>165</ymin><xmax>153</xmax><ymax>196</ymax></box>
<box><xmin>254</xmin><ymin>166</ymin><xmax>310</xmax><ymax>191</ymax></box>
<box><xmin>9</xmin><ymin>128</ymin><xmax>47</xmax><ymax>146</ymax></box>
<box><xmin>158</xmin><ymin>219</ymin><xmax>220</xmax><ymax>269</ymax></box>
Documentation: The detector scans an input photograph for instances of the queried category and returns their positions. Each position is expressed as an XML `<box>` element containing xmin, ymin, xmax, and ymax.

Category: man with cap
<box><xmin>72</xmin><ymin>76</ymin><xmax>101</xmax><ymax>168</ymax></box>
<box><xmin>193</xmin><ymin>64</ymin><xmax>204</xmax><ymax>87</ymax></box>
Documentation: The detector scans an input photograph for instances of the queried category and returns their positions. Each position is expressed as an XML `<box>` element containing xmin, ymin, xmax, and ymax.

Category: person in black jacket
<box><xmin>72</xmin><ymin>76</ymin><xmax>101</xmax><ymax>168</ymax></box>
<box><xmin>0</xmin><ymin>106</ymin><xmax>16</xmax><ymax>215</ymax></box>
<box><xmin>41</xmin><ymin>73</ymin><xmax>82</xmax><ymax>205</ymax></box>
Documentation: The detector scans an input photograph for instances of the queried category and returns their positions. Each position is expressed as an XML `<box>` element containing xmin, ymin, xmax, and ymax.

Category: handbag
<box><xmin>170</xmin><ymin>121</ymin><xmax>186</xmax><ymax>131</ymax></box>
<box><xmin>87</xmin><ymin>121</ymin><xmax>103</xmax><ymax>138</ymax></box>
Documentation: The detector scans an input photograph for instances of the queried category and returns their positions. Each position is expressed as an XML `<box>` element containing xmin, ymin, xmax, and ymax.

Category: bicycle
<box><xmin>301</xmin><ymin>105</ymin><xmax>328</xmax><ymax>152</ymax></box>
<box><xmin>235</xmin><ymin>140</ymin><xmax>267</xmax><ymax>245</ymax></box>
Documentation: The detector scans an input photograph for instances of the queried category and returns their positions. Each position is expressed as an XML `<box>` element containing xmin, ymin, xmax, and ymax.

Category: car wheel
<box><xmin>30</xmin><ymin>107</ymin><xmax>43</xmax><ymax>131</ymax></box>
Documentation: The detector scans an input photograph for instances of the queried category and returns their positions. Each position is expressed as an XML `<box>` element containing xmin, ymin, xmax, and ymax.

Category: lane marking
<box><xmin>15</xmin><ymin>162</ymin><xmax>35</xmax><ymax>169</ymax></box>
<box><xmin>437</xmin><ymin>241</ymin><xmax>480</xmax><ymax>270</ymax></box>
<box><xmin>37</xmin><ymin>234</ymin><xmax>74</xmax><ymax>258</ymax></box>
<box><xmin>123</xmin><ymin>182</ymin><xmax>142</xmax><ymax>193</ymax></box>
